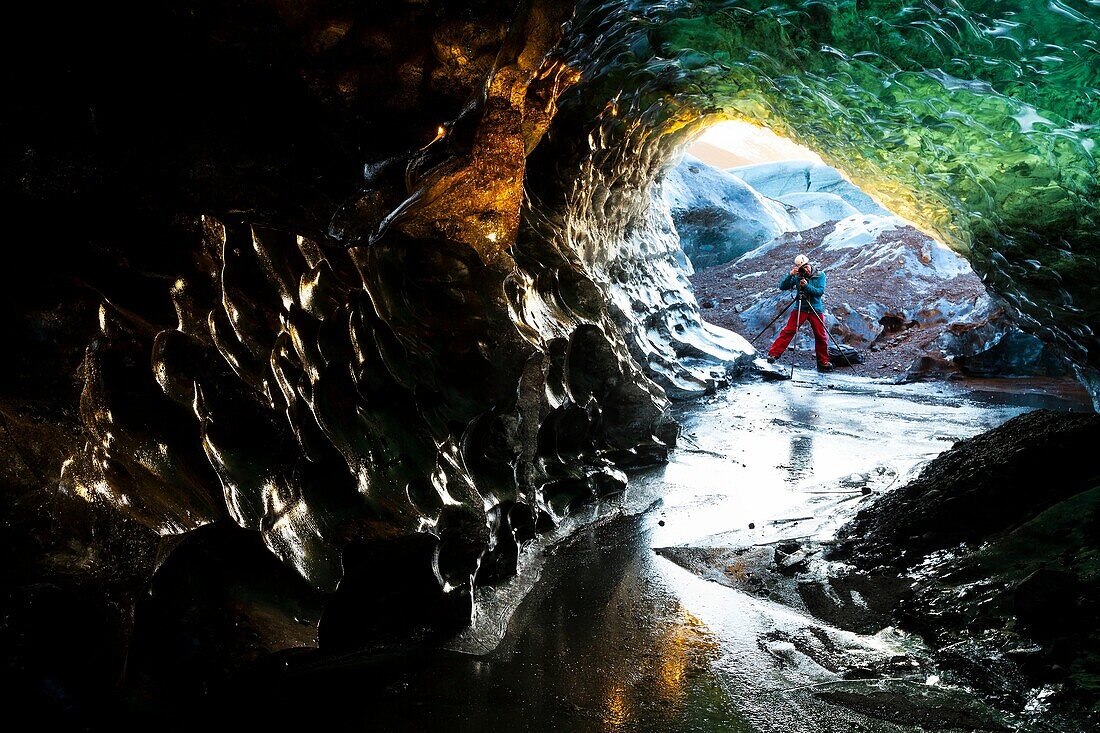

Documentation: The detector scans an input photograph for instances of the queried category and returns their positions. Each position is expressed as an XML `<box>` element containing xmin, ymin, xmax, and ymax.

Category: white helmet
<box><xmin>794</xmin><ymin>254</ymin><xmax>809</xmax><ymax>267</ymax></box>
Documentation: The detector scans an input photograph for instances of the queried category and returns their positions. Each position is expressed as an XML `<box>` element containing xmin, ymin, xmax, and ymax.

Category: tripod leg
<box><xmin>749</xmin><ymin>295</ymin><xmax>798</xmax><ymax>346</ymax></box>
<box><xmin>791</xmin><ymin>295</ymin><xmax>803</xmax><ymax>379</ymax></box>
<box><xmin>806</xmin><ymin>303</ymin><xmax>863</xmax><ymax>376</ymax></box>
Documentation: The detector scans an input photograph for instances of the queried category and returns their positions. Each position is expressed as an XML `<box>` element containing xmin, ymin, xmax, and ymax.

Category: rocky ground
<box><xmin>691</xmin><ymin>222</ymin><xmax>966</xmax><ymax>377</ymax></box>
<box><xmin>833</xmin><ymin>410</ymin><xmax>1100</xmax><ymax>729</ymax></box>
<box><xmin>690</xmin><ymin>219</ymin><xmax>1068</xmax><ymax>380</ymax></box>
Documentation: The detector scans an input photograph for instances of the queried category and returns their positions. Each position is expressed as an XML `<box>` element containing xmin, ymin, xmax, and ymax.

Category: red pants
<box><xmin>768</xmin><ymin>309</ymin><xmax>830</xmax><ymax>364</ymax></box>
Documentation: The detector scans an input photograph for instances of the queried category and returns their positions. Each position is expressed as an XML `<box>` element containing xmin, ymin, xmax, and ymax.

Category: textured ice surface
<box><xmin>664</xmin><ymin>154</ymin><xmax>805</xmax><ymax>268</ymax></box>
<box><xmin>728</xmin><ymin>161</ymin><xmax>892</xmax><ymax>218</ymax></box>
<box><xmin>778</xmin><ymin>192</ymin><xmax>861</xmax><ymax>228</ymax></box>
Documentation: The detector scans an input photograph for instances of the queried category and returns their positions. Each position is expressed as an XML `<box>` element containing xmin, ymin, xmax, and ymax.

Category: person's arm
<box><xmin>779</xmin><ymin>273</ymin><xmax>796</xmax><ymax>291</ymax></box>
<box><xmin>803</xmin><ymin>272</ymin><xmax>825</xmax><ymax>298</ymax></box>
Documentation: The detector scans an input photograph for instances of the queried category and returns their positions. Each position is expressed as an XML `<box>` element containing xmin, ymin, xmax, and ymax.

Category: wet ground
<box><xmin>228</xmin><ymin>370</ymin><xmax>1089</xmax><ymax>732</ymax></box>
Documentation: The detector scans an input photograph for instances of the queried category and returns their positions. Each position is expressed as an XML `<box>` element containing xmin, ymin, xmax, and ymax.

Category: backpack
<box><xmin>828</xmin><ymin>344</ymin><xmax>863</xmax><ymax>366</ymax></box>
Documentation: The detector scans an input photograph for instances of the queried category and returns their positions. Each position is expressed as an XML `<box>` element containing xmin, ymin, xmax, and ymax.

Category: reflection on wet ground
<box><xmin>227</xmin><ymin>372</ymin><xmax>1089</xmax><ymax>731</ymax></box>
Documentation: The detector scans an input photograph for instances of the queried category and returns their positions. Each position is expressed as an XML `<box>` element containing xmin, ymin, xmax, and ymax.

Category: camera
<box><xmin>795</xmin><ymin>264</ymin><xmax>810</xmax><ymax>277</ymax></box>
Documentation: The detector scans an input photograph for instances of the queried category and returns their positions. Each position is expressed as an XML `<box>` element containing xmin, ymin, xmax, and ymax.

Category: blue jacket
<box><xmin>779</xmin><ymin>269</ymin><xmax>825</xmax><ymax>313</ymax></box>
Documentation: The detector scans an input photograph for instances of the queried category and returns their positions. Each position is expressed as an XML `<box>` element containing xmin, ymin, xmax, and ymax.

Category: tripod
<box><xmin>751</xmin><ymin>287</ymin><xmax>863</xmax><ymax>377</ymax></box>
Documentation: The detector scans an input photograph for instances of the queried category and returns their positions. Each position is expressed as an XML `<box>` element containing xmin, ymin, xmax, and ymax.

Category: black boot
<box><xmin>817</xmin><ymin>361</ymin><xmax>834</xmax><ymax>372</ymax></box>
<box><xmin>766</xmin><ymin>355</ymin><xmax>777</xmax><ymax>364</ymax></box>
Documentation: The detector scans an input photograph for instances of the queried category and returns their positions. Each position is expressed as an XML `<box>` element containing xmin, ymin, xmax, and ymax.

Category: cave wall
<box><xmin>1</xmin><ymin>0</ymin><xmax>689</xmax><ymax>713</ymax></box>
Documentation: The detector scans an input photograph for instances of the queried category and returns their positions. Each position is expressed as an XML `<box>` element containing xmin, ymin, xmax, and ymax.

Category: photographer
<box><xmin>766</xmin><ymin>254</ymin><xmax>833</xmax><ymax>372</ymax></box>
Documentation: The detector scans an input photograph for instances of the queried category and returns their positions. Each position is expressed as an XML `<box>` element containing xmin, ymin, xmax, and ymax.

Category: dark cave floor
<box><xmin>212</xmin><ymin>372</ymin><xmax>1090</xmax><ymax>732</ymax></box>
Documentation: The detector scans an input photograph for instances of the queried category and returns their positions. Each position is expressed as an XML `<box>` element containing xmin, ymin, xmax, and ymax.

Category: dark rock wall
<box><xmin>837</xmin><ymin>410</ymin><xmax>1100</xmax><ymax>567</ymax></box>
<box><xmin>833</xmin><ymin>410</ymin><xmax>1100</xmax><ymax>724</ymax></box>
<box><xmin>2</xmin><ymin>0</ymin><xmax>689</xmax><ymax>713</ymax></box>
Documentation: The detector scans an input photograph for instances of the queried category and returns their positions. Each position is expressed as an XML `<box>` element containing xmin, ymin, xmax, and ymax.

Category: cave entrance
<box><xmin>668</xmin><ymin>119</ymin><xmax>1054</xmax><ymax>379</ymax></box>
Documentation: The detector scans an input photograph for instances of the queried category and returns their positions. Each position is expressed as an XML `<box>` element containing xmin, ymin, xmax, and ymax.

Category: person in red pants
<box><xmin>766</xmin><ymin>254</ymin><xmax>833</xmax><ymax>371</ymax></box>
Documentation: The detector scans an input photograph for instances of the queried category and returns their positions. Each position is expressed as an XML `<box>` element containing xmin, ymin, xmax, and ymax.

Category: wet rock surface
<box><xmin>637</xmin><ymin>377</ymin><xmax>1094</xmax><ymax>731</ymax></box>
<box><xmin>202</xmin><ymin>373</ymin><xmax>1084</xmax><ymax>731</ymax></box>
<box><xmin>813</xmin><ymin>680</ymin><xmax>1011</xmax><ymax>732</ymax></box>
<box><xmin>831</xmin><ymin>409</ymin><xmax>1100</xmax><ymax>729</ymax></box>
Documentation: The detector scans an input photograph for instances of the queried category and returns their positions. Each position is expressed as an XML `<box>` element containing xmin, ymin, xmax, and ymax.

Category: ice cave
<box><xmin>1</xmin><ymin>1</ymin><xmax>1098</xmax><ymax>730</ymax></box>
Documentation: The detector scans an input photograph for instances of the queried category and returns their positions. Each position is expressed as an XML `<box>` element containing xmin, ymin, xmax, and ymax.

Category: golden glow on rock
<box><xmin>658</xmin><ymin>608</ymin><xmax>715</xmax><ymax>702</ymax></box>
<box><xmin>604</xmin><ymin>684</ymin><xmax>629</xmax><ymax>730</ymax></box>
<box><xmin>395</xmin><ymin>4</ymin><xmax>575</xmax><ymax>263</ymax></box>
<box><xmin>420</xmin><ymin>125</ymin><xmax>448</xmax><ymax>152</ymax></box>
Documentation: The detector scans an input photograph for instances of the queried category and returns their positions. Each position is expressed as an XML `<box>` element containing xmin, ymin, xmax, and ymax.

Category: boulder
<box><xmin>834</xmin><ymin>409</ymin><xmax>1100</xmax><ymax>568</ymax></box>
